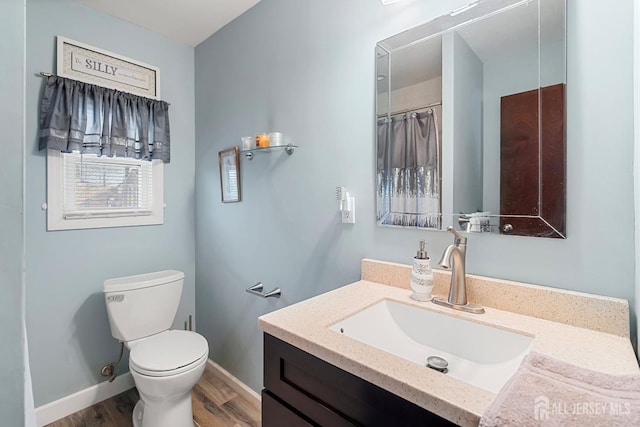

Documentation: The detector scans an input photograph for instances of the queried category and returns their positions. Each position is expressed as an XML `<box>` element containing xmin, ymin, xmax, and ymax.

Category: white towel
<box><xmin>479</xmin><ymin>351</ymin><xmax>640</xmax><ymax>427</ymax></box>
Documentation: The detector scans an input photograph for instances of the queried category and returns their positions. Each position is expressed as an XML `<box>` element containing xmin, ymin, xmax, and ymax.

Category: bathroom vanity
<box><xmin>258</xmin><ymin>259</ymin><xmax>639</xmax><ymax>427</ymax></box>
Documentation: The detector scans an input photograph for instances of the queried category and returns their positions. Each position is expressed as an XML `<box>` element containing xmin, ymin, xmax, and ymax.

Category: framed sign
<box><xmin>219</xmin><ymin>147</ymin><xmax>241</xmax><ymax>203</ymax></box>
<box><xmin>57</xmin><ymin>36</ymin><xmax>160</xmax><ymax>99</ymax></box>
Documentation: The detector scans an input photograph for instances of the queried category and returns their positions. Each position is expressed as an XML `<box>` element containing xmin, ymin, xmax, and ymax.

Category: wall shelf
<box><xmin>241</xmin><ymin>144</ymin><xmax>298</xmax><ymax>160</ymax></box>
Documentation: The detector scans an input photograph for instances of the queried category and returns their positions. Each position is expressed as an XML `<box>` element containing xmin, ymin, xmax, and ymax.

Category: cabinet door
<box><xmin>263</xmin><ymin>334</ymin><xmax>455</xmax><ymax>427</ymax></box>
<box><xmin>262</xmin><ymin>391</ymin><xmax>315</xmax><ymax>427</ymax></box>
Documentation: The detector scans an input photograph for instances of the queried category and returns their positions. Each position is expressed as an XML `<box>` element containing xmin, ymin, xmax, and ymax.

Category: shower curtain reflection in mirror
<box><xmin>377</xmin><ymin>108</ymin><xmax>441</xmax><ymax>228</ymax></box>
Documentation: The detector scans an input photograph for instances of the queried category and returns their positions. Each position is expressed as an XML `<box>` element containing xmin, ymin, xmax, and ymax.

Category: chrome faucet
<box><xmin>432</xmin><ymin>227</ymin><xmax>485</xmax><ymax>314</ymax></box>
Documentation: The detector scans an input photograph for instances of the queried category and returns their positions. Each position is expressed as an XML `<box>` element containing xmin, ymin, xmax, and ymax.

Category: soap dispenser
<box><xmin>410</xmin><ymin>240</ymin><xmax>434</xmax><ymax>301</ymax></box>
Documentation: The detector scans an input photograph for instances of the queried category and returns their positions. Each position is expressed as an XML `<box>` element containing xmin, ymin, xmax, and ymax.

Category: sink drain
<box><xmin>426</xmin><ymin>356</ymin><xmax>448</xmax><ymax>373</ymax></box>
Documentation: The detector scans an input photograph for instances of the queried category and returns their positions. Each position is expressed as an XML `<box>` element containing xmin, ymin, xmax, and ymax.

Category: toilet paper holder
<box><xmin>246</xmin><ymin>282</ymin><xmax>281</xmax><ymax>299</ymax></box>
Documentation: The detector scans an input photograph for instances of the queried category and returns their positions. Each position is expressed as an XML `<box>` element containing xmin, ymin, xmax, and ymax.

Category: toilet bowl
<box><xmin>103</xmin><ymin>271</ymin><xmax>209</xmax><ymax>427</ymax></box>
<box><xmin>129</xmin><ymin>330</ymin><xmax>208</xmax><ymax>427</ymax></box>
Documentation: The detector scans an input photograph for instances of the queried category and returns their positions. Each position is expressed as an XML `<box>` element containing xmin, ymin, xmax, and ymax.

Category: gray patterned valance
<box><xmin>39</xmin><ymin>76</ymin><xmax>170</xmax><ymax>162</ymax></box>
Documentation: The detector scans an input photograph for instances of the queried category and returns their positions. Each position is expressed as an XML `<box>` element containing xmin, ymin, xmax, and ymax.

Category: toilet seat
<box><xmin>129</xmin><ymin>330</ymin><xmax>208</xmax><ymax>377</ymax></box>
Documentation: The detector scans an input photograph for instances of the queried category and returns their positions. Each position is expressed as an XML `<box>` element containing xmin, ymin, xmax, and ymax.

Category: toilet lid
<box><xmin>130</xmin><ymin>330</ymin><xmax>208</xmax><ymax>376</ymax></box>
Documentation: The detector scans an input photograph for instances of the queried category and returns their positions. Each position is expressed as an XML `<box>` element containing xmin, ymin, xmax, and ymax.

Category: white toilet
<box><xmin>103</xmin><ymin>270</ymin><xmax>209</xmax><ymax>427</ymax></box>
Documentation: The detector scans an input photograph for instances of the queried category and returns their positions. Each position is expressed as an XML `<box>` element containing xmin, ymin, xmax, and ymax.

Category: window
<box><xmin>47</xmin><ymin>150</ymin><xmax>163</xmax><ymax>230</ymax></box>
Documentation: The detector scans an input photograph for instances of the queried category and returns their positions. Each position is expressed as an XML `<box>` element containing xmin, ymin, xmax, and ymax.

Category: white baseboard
<box><xmin>35</xmin><ymin>373</ymin><xmax>135</xmax><ymax>426</ymax></box>
<box><xmin>206</xmin><ymin>359</ymin><xmax>261</xmax><ymax>410</ymax></box>
<box><xmin>35</xmin><ymin>359</ymin><xmax>259</xmax><ymax>425</ymax></box>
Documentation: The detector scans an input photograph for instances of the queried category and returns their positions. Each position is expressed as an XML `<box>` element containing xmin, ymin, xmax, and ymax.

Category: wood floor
<box><xmin>46</xmin><ymin>364</ymin><xmax>261</xmax><ymax>427</ymax></box>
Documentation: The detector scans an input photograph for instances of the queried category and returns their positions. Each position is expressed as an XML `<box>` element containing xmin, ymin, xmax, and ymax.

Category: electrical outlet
<box><xmin>341</xmin><ymin>197</ymin><xmax>355</xmax><ymax>224</ymax></box>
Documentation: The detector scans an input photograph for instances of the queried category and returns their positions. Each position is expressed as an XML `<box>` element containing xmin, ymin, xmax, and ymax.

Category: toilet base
<box><xmin>131</xmin><ymin>398</ymin><xmax>195</xmax><ymax>427</ymax></box>
<box><xmin>132</xmin><ymin>400</ymin><xmax>144</xmax><ymax>427</ymax></box>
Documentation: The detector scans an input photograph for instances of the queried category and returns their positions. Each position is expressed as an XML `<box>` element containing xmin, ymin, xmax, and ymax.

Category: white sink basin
<box><xmin>329</xmin><ymin>299</ymin><xmax>533</xmax><ymax>393</ymax></box>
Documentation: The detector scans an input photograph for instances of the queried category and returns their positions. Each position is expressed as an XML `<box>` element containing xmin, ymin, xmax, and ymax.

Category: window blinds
<box><xmin>63</xmin><ymin>153</ymin><xmax>153</xmax><ymax>219</ymax></box>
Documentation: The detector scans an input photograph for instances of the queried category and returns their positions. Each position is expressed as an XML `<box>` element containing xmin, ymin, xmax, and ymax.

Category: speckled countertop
<box><xmin>258</xmin><ymin>260</ymin><xmax>639</xmax><ymax>427</ymax></box>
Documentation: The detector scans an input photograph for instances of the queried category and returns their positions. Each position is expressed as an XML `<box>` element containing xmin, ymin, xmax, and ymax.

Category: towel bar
<box><xmin>246</xmin><ymin>282</ymin><xmax>281</xmax><ymax>299</ymax></box>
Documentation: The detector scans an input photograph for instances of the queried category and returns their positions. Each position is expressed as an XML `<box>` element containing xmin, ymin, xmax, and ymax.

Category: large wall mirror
<box><xmin>376</xmin><ymin>0</ymin><xmax>566</xmax><ymax>238</ymax></box>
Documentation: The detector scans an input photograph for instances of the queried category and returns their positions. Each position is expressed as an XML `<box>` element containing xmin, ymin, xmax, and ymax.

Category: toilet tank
<box><xmin>103</xmin><ymin>270</ymin><xmax>185</xmax><ymax>342</ymax></box>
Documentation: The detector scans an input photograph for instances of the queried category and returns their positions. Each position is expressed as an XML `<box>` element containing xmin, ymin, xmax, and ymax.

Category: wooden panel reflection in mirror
<box><xmin>500</xmin><ymin>84</ymin><xmax>566</xmax><ymax>238</ymax></box>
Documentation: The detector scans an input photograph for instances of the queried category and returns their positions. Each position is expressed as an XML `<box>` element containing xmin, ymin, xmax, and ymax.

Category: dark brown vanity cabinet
<box><xmin>262</xmin><ymin>333</ymin><xmax>456</xmax><ymax>427</ymax></box>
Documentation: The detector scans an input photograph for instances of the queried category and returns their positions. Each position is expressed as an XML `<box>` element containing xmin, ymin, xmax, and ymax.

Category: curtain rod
<box><xmin>38</xmin><ymin>72</ymin><xmax>170</xmax><ymax>105</ymax></box>
<box><xmin>377</xmin><ymin>101</ymin><xmax>442</xmax><ymax>118</ymax></box>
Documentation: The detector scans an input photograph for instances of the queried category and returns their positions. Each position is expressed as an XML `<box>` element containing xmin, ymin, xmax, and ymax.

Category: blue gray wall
<box><xmin>635</xmin><ymin>0</ymin><xmax>640</xmax><ymax>355</ymax></box>
<box><xmin>446</xmin><ymin>31</ymin><xmax>484</xmax><ymax>216</ymax></box>
<box><xmin>195</xmin><ymin>0</ymin><xmax>636</xmax><ymax>392</ymax></box>
<box><xmin>0</xmin><ymin>0</ymin><xmax>27</xmax><ymax>424</ymax></box>
<box><xmin>25</xmin><ymin>0</ymin><xmax>196</xmax><ymax>407</ymax></box>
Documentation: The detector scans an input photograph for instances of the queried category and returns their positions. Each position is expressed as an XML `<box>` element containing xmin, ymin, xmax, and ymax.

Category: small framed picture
<box><xmin>218</xmin><ymin>147</ymin><xmax>241</xmax><ymax>203</ymax></box>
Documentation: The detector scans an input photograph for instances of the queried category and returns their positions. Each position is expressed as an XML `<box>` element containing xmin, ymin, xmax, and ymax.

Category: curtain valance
<box><xmin>39</xmin><ymin>76</ymin><xmax>170</xmax><ymax>162</ymax></box>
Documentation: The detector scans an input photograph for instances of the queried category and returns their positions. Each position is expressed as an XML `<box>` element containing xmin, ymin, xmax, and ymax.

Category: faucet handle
<box><xmin>447</xmin><ymin>226</ymin><xmax>467</xmax><ymax>245</ymax></box>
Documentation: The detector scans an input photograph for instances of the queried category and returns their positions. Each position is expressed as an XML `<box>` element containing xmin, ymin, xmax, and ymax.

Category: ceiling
<box><xmin>74</xmin><ymin>0</ymin><xmax>262</xmax><ymax>47</ymax></box>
